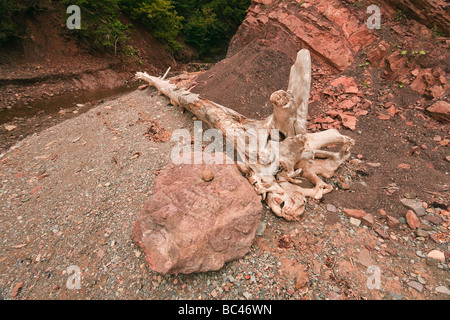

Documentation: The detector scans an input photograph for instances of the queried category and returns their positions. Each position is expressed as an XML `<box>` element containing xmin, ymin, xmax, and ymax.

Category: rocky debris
<box><xmin>143</xmin><ymin>119</ymin><xmax>172</xmax><ymax>142</ymax></box>
<box><xmin>384</xmin><ymin>0</ymin><xmax>450</xmax><ymax>36</ymax></box>
<box><xmin>435</xmin><ymin>286</ymin><xmax>450</xmax><ymax>296</ymax></box>
<box><xmin>406</xmin><ymin>210</ymin><xmax>421</xmax><ymax>229</ymax></box>
<box><xmin>427</xmin><ymin>250</ymin><xmax>446</xmax><ymax>263</ymax></box>
<box><xmin>367</xmin><ymin>41</ymin><xmax>388</xmax><ymax>68</ymax></box>
<box><xmin>415</xmin><ymin>229</ymin><xmax>429</xmax><ymax>238</ymax></box>
<box><xmin>361</xmin><ymin>214</ymin><xmax>375</xmax><ymax>228</ymax></box>
<box><xmin>255</xmin><ymin>221</ymin><xmax>267</xmax><ymax>236</ymax></box>
<box><xmin>201</xmin><ymin>169</ymin><xmax>215</xmax><ymax>182</ymax></box>
<box><xmin>374</xmin><ymin>227</ymin><xmax>390</xmax><ymax>240</ymax></box>
<box><xmin>407</xmin><ymin>281</ymin><xmax>424</xmax><ymax>293</ymax></box>
<box><xmin>349</xmin><ymin>217</ymin><xmax>361</xmax><ymax>227</ymax></box>
<box><xmin>422</xmin><ymin>214</ymin><xmax>442</xmax><ymax>225</ymax></box>
<box><xmin>4</xmin><ymin>125</ymin><xmax>17</xmax><ymax>131</ymax></box>
<box><xmin>427</xmin><ymin>101</ymin><xmax>450</xmax><ymax>122</ymax></box>
<box><xmin>386</xmin><ymin>215</ymin><xmax>400</xmax><ymax>229</ymax></box>
<box><xmin>294</xmin><ymin>269</ymin><xmax>309</xmax><ymax>290</ymax></box>
<box><xmin>326</xmin><ymin>204</ymin><xmax>337</xmax><ymax>212</ymax></box>
<box><xmin>191</xmin><ymin>0</ymin><xmax>375</xmax><ymax>118</ymax></box>
<box><xmin>343</xmin><ymin>209</ymin><xmax>367</xmax><ymax>219</ymax></box>
<box><xmin>357</xmin><ymin>248</ymin><xmax>375</xmax><ymax>268</ymax></box>
<box><xmin>401</xmin><ymin>198</ymin><xmax>427</xmax><ymax>217</ymax></box>
<box><xmin>132</xmin><ymin>153</ymin><xmax>263</xmax><ymax>274</ymax></box>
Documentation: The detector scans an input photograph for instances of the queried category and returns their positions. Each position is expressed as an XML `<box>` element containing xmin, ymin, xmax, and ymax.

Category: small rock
<box><xmin>349</xmin><ymin>217</ymin><xmax>361</xmax><ymax>227</ymax></box>
<box><xmin>367</xmin><ymin>162</ymin><xmax>381</xmax><ymax>168</ymax></box>
<box><xmin>435</xmin><ymin>286</ymin><xmax>450</xmax><ymax>295</ymax></box>
<box><xmin>294</xmin><ymin>272</ymin><xmax>308</xmax><ymax>290</ymax></box>
<box><xmin>361</xmin><ymin>214</ymin><xmax>375</xmax><ymax>227</ymax></box>
<box><xmin>201</xmin><ymin>170</ymin><xmax>214</xmax><ymax>182</ymax></box>
<box><xmin>327</xmin><ymin>291</ymin><xmax>341</xmax><ymax>300</ymax></box>
<box><xmin>76</xmin><ymin>104</ymin><xmax>84</xmax><ymax>108</ymax></box>
<box><xmin>406</xmin><ymin>210</ymin><xmax>421</xmax><ymax>229</ymax></box>
<box><xmin>388</xmin><ymin>292</ymin><xmax>404</xmax><ymax>300</ymax></box>
<box><xmin>343</xmin><ymin>209</ymin><xmax>367</xmax><ymax>219</ymax></box>
<box><xmin>415</xmin><ymin>229</ymin><xmax>429</xmax><ymax>238</ymax></box>
<box><xmin>400</xmin><ymin>198</ymin><xmax>426</xmax><ymax>217</ymax></box>
<box><xmin>5</xmin><ymin>125</ymin><xmax>17</xmax><ymax>131</ymax></box>
<box><xmin>374</xmin><ymin>228</ymin><xmax>389</xmax><ymax>240</ymax></box>
<box><xmin>427</xmin><ymin>100</ymin><xmax>450</xmax><ymax>122</ymax></box>
<box><xmin>255</xmin><ymin>221</ymin><xmax>267</xmax><ymax>236</ymax></box>
<box><xmin>10</xmin><ymin>282</ymin><xmax>23</xmax><ymax>298</ymax></box>
<box><xmin>386</xmin><ymin>215</ymin><xmax>400</xmax><ymax>229</ymax></box>
<box><xmin>397</xmin><ymin>163</ymin><xmax>410</xmax><ymax>169</ymax></box>
<box><xmin>427</xmin><ymin>250</ymin><xmax>445</xmax><ymax>263</ymax></box>
<box><xmin>138</xmin><ymin>84</ymin><xmax>149</xmax><ymax>91</ymax></box>
<box><xmin>357</xmin><ymin>248</ymin><xmax>374</xmax><ymax>268</ymax></box>
<box><xmin>326</xmin><ymin>204</ymin><xmax>337</xmax><ymax>212</ymax></box>
<box><xmin>243</xmin><ymin>292</ymin><xmax>251</xmax><ymax>299</ymax></box>
<box><xmin>407</xmin><ymin>281</ymin><xmax>423</xmax><ymax>293</ymax></box>
<box><xmin>422</xmin><ymin>214</ymin><xmax>442</xmax><ymax>225</ymax></box>
<box><xmin>403</xmin><ymin>192</ymin><xmax>416</xmax><ymax>199</ymax></box>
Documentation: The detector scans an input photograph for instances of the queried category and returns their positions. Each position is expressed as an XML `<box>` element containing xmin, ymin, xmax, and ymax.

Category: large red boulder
<box><xmin>132</xmin><ymin>153</ymin><xmax>263</xmax><ymax>274</ymax></box>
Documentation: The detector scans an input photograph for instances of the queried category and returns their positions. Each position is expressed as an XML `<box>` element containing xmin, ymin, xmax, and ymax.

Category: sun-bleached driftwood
<box><xmin>135</xmin><ymin>49</ymin><xmax>355</xmax><ymax>221</ymax></box>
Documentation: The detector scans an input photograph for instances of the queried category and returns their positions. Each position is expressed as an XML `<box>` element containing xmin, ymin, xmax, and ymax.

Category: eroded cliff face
<box><xmin>192</xmin><ymin>0</ymin><xmax>449</xmax><ymax>120</ymax></box>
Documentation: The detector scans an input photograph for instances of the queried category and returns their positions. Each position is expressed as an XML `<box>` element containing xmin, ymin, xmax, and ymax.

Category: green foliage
<box><xmin>183</xmin><ymin>7</ymin><xmax>225</xmax><ymax>57</ymax></box>
<box><xmin>0</xmin><ymin>0</ymin><xmax>19</xmax><ymax>45</ymax></box>
<box><xmin>395</xmin><ymin>9</ymin><xmax>406</xmax><ymax>22</ymax></box>
<box><xmin>121</xmin><ymin>0</ymin><xmax>183</xmax><ymax>52</ymax></box>
<box><xmin>431</xmin><ymin>26</ymin><xmax>446</xmax><ymax>38</ymax></box>
<box><xmin>1</xmin><ymin>0</ymin><xmax>251</xmax><ymax>60</ymax></box>
<box><xmin>61</xmin><ymin>0</ymin><xmax>131</xmax><ymax>53</ymax></box>
<box><xmin>0</xmin><ymin>0</ymin><xmax>46</xmax><ymax>45</ymax></box>
<box><xmin>172</xmin><ymin>0</ymin><xmax>251</xmax><ymax>58</ymax></box>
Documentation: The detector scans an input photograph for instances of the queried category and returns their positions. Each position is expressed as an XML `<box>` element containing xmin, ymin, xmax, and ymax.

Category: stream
<box><xmin>0</xmin><ymin>85</ymin><xmax>138</xmax><ymax>125</ymax></box>
<box><xmin>0</xmin><ymin>84</ymin><xmax>138</xmax><ymax>152</ymax></box>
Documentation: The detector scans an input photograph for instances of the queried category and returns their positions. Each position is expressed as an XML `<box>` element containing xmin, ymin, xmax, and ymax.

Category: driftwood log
<box><xmin>136</xmin><ymin>49</ymin><xmax>355</xmax><ymax>221</ymax></box>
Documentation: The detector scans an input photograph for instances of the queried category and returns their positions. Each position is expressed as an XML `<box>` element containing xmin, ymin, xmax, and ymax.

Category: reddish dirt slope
<box><xmin>0</xmin><ymin>8</ymin><xmax>177</xmax><ymax>109</ymax></box>
<box><xmin>192</xmin><ymin>0</ymin><xmax>449</xmax><ymax>119</ymax></box>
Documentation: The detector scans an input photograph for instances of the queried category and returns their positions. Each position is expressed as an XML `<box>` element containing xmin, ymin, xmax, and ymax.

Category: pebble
<box><xmin>388</xmin><ymin>292</ymin><xmax>404</xmax><ymax>300</ymax></box>
<box><xmin>201</xmin><ymin>170</ymin><xmax>214</xmax><ymax>182</ymax></box>
<box><xmin>416</xmin><ymin>250</ymin><xmax>425</xmax><ymax>258</ymax></box>
<box><xmin>435</xmin><ymin>286</ymin><xmax>450</xmax><ymax>295</ymax></box>
<box><xmin>361</xmin><ymin>214</ymin><xmax>375</xmax><ymax>227</ymax></box>
<box><xmin>349</xmin><ymin>217</ymin><xmax>361</xmax><ymax>227</ymax></box>
<box><xmin>415</xmin><ymin>229</ymin><xmax>429</xmax><ymax>238</ymax></box>
<box><xmin>427</xmin><ymin>250</ymin><xmax>445</xmax><ymax>263</ymax></box>
<box><xmin>400</xmin><ymin>198</ymin><xmax>426</xmax><ymax>217</ymax></box>
<box><xmin>255</xmin><ymin>221</ymin><xmax>267</xmax><ymax>236</ymax></box>
<box><xmin>326</xmin><ymin>204</ymin><xmax>337</xmax><ymax>212</ymax></box>
<box><xmin>417</xmin><ymin>276</ymin><xmax>426</xmax><ymax>285</ymax></box>
<box><xmin>407</xmin><ymin>281</ymin><xmax>423</xmax><ymax>293</ymax></box>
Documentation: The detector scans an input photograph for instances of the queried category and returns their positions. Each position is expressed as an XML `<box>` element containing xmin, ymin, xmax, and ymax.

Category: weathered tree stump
<box><xmin>136</xmin><ymin>49</ymin><xmax>355</xmax><ymax>221</ymax></box>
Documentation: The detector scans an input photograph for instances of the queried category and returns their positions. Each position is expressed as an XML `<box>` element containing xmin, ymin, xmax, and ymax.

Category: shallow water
<box><xmin>0</xmin><ymin>85</ymin><xmax>137</xmax><ymax>125</ymax></box>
